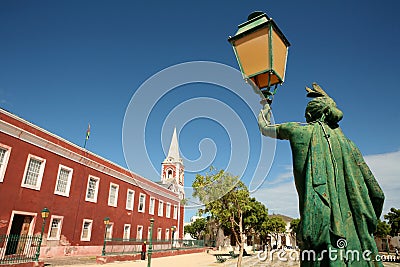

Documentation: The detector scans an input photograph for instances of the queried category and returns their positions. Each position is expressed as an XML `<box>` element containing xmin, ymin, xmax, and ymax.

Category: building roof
<box><xmin>0</xmin><ymin>108</ymin><xmax>179</xmax><ymax>201</ymax></box>
<box><xmin>269</xmin><ymin>214</ymin><xmax>294</xmax><ymax>223</ymax></box>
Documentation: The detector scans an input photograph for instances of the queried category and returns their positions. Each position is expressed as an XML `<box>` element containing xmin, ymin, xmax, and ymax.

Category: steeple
<box><xmin>164</xmin><ymin>127</ymin><xmax>182</xmax><ymax>164</ymax></box>
<box><xmin>161</xmin><ymin>127</ymin><xmax>185</xmax><ymax>199</ymax></box>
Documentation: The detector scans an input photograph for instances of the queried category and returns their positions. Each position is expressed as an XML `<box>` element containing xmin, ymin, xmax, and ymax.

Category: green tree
<box><xmin>193</xmin><ymin>168</ymin><xmax>250</xmax><ymax>267</ymax></box>
<box><xmin>184</xmin><ymin>217</ymin><xmax>207</xmax><ymax>239</ymax></box>
<box><xmin>289</xmin><ymin>218</ymin><xmax>300</xmax><ymax>247</ymax></box>
<box><xmin>384</xmin><ymin>208</ymin><xmax>400</xmax><ymax>236</ymax></box>
<box><xmin>374</xmin><ymin>219</ymin><xmax>391</xmax><ymax>238</ymax></box>
<box><xmin>243</xmin><ymin>197</ymin><xmax>269</xmax><ymax>235</ymax></box>
<box><xmin>266</xmin><ymin>216</ymin><xmax>287</xmax><ymax>248</ymax></box>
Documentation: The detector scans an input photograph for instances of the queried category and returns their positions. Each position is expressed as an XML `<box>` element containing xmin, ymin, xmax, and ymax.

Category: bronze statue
<box><xmin>258</xmin><ymin>83</ymin><xmax>384</xmax><ymax>266</ymax></box>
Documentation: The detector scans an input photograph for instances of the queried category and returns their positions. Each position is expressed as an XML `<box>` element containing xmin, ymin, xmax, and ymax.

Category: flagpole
<box><xmin>84</xmin><ymin>123</ymin><xmax>90</xmax><ymax>149</ymax></box>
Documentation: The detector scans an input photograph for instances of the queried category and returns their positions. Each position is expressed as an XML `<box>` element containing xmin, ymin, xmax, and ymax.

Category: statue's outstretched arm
<box><xmin>258</xmin><ymin>103</ymin><xmax>292</xmax><ymax>140</ymax></box>
<box><xmin>258</xmin><ymin>103</ymin><xmax>279</xmax><ymax>139</ymax></box>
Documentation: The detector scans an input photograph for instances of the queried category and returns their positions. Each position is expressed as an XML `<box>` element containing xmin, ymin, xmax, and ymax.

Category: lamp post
<box><xmin>170</xmin><ymin>226</ymin><xmax>176</xmax><ymax>249</ymax></box>
<box><xmin>35</xmin><ymin>207</ymin><xmax>50</xmax><ymax>262</ymax></box>
<box><xmin>102</xmin><ymin>217</ymin><xmax>110</xmax><ymax>256</ymax></box>
<box><xmin>147</xmin><ymin>218</ymin><xmax>154</xmax><ymax>267</ymax></box>
<box><xmin>228</xmin><ymin>11</ymin><xmax>290</xmax><ymax>103</ymax></box>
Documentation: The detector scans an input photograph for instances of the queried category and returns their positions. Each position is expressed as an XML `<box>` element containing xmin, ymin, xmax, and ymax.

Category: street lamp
<box><xmin>35</xmin><ymin>207</ymin><xmax>50</xmax><ymax>261</ymax></box>
<box><xmin>102</xmin><ymin>217</ymin><xmax>110</xmax><ymax>256</ymax></box>
<box><xmin>228</xmin><ymin>11</ymin><xmax>290</xmax><ymax>102</ymax></box>
<box><xmin>170</xmin><ymin>226</ymin><xmax>176</xmax><ymax>249</ymax></box>
<box><xmin>147</xmin><ymin>218</ymin><xmax>154</xmax><ymax>267</ymax></box>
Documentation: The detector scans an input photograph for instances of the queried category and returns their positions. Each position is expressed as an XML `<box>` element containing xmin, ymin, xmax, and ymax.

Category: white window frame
<box><xmin>85</xmin><ymin>175</ymin><xmax>100</xmax><ymax>203</ymax></box>
<box><xmin>21</xmin><ymin>154</ymin><xmax>46</xmax><ymax>190</ymax></box>
<box><xmin>54</xmin><ymin>164</ymin><xmax>73</xmax><ymax>197</ymax></box>
<box><xmin>157</xmin><ymin>228</ymin><xmax>162</xmax><ymax>240</ymax></box>
<box><xmin>137</xmin><ymin>225</ymin><xmax>143</xmax><ymax>240</ymax></box>
<box><xmin>105</xmin><ymin>223</ymin><xmax>113</xmax><ymax>239</ymax></box>
<box><xmin>123</xmin><ymin>224</ymin><xmax>131</xmax><ymax>240</ymax></box>
<box><xmin>108</xmin><ymin>182</ymin><xmax>119</xmax><ymax>207</ymax></box>
<box><xmin>126</xmin><ymin>189</ymin><xmax>135</xmax><ymax>210</ymax></box>
<box><xmin>165</xmin><ymin>228</ymin><xmax>170</xmax><ymax>240</ymax></box>
<box><xmin>80</xmin><ymin>219</ymin><xmax>93</xmax><ymax>241</ymax></box>
<box><xmin>47</xmin><ymin>215</ymin><xmax>63</xmax><ymax>240</ymax></box>
<box><xmin>173</xmin><ymin>205</ymin><xmax>178</xmax><ymax>220</ymax></box>
<box><xmin>158</xmin><ymin>200</ymin><xmax>164</xmax><ymax>217</ymax></box>
<box><xmin>149</xmin><ymin>197</ymin><xmax>155</xmax><ymax>215</ymax></box>
<box><xmin>138</xmin><ymin>193</ymin><xmax>146</xmax><ymax>213</ymax></box>
<box><xmin>166</xmin><ymin>202</ymin><xmax>171</xmax><ymax>218</ymax></box>
<box><xmin>0</xmin><ymin>144</ymin><xmax>11</xmax><ymax>183</ymax></box>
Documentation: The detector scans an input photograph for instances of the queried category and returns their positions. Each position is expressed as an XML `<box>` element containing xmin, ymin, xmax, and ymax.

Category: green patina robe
<box><xmin>260</xmin><ymin>120</ymin><xmax>384</xmax><ymax>266</ymax></box>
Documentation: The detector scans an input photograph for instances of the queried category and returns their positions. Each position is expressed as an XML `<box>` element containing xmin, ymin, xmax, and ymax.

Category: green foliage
<box><xmin>184</xmin><ymin>217</ymin><xmax>207</xmax><ymax>239</ymax></box>
<box><xmin>384</xmin><ymin>207</ymin><xmax>400</xmax><ymax>236</ymax></box>
<box><xmin>192</xmin><ymin>168</ymin><xmax>250</xmax><ymax>233</ymax></box>
<box><xmin>243</xmin><ymin>197</ymin><xmax>269</xmax><ymax>235</ymax></box>
<box><xmin>192</xmin><ymin>168</ymin><xmax>255</xmax><ymax>266</ymax></box>
<box><xmin>290</xmin><ymin>218</ymin><xmax>300</xmax><ymax>235</ymax></box>
<box><xmin>265</xmin><ymin>216</ymin><xmax>287</xmax><ymax>246</ymax></box>
<box><xmin>374</xmin><ymin>219</ymin><xmax>391</xmax><ymax>238</ymax></box>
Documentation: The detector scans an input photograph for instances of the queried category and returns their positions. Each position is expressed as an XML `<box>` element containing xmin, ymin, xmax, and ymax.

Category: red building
<box><xmin>0</xmin><ymin>108</ymin><xmax>184</xmax><ymax>258</ymax></box>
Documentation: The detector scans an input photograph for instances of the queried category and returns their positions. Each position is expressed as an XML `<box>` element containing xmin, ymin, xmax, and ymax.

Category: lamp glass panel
<box><xmin>234</xmin><ymin>27</ymin><xmax>270</xmax><ymax>78</ymax></box>
<box><xmin>250</xmin><ymin>73</ymin><xmax>280</xmax><ymax>89</ymax></box>
<box><xmin>271</xmin><ymin>28</ymin><xmax>289</xmax><ymax>81</ymax></box>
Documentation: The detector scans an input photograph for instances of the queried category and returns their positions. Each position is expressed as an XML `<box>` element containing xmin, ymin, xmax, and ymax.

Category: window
<box><xmin>137</xmin><ymin>225</ymin><xmax>143</xmax><ymax>240</ymax></box>
<box><xmin>81</xmin><ymin>219</ymin><xmax>93</xmax><ymax>241</ymax></box>
<box><xmin>85</xmin><ymin>175</ymin><xmax>100</xmax><ymax>202</ymax></box>
<box><xmin>167</xmin><ymin>169</ymin><xmax>173</xmax><ymax>179</ymax></box>
<box><xmin>165</xmin><ymin>228</ymin><xmax>170</xmax><ymax>240</ymax></box>
<box><xmin>0</xmin><ymin>144</ymin><xmax>11</xmax><ymax>182</ymax></box>
<box><xmin>54</xmin><ymin>165</ymin><xmax>73</xmax><ymax>197</ymax></box>
<box><xmin>108</xmin><ymin>183</ymin><xmax>119</xmax><ymax>207</ymax></box>
<box><xmin>123</xmin><ymin>224</ymin><xmax>131</xmax><ymax>240</ymax></box>
<box><xmin>157</xmin><ymin>228</ymin><xmax>162</xmax><ymax>240</ymax></box>
<box><xmin>173</xmin><ymin>205</ymin><xmax>178</xmax><ymax>220</ymax></box>
<box><xmin>47</xmin><ymin>216</ymin><xmax>63</xmax><ymax>240</ymax></box>
<box><xmin>21</xmin><ymin>154</ymin><xmax>46</xmax><ymax>190</ymax></box>
<box><xmin>149</xmin><ymin>197</ymin><xmax>155</xmax><ymax>215</ymax></box>
<box><xmin>158</xmin><ymin>200</ymin><xmax>164</xmax><ymax>217</ymax></box>
<box><xmin>166</xmin><ymin>203</ymin><xmax>171</xmax><ymax>218</ymax></box>
<box><xmin>105</xmin><ymin>223</ymin><xmax>113</xmax><ymax>239</ymax></box>
<box><xmin>126</xmin><ymin>189</ymin><xmax>135</xmax><ymax>210</ymax></box>
<box><xmin>138</xmin><ymin>194</ymin><xmax>146</xmax><ymax>213</ymax></box>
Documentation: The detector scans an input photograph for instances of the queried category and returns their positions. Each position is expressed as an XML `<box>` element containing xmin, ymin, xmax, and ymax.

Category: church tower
<box><xmin>161</xmin><ymin>128</ymin><xmax>184</xmax><ymax>199</ymax></box>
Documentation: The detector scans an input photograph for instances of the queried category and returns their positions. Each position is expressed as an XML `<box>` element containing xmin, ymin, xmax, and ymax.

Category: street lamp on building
<box><xmin>228</xmin><ymin>11</ymin><xmax>290</xmax><ymax>103</ymax></box>
<box><xmin>102</xmin><ymin>217</ymin><xmax>110</xmax><ymax>256</ymax></box>
<box><xmin>147</xmin><ymin>218</ymin><xmax>154</xmax><ymax>267</ymax></box>
<box><xmin>170</xmin><ymin>226</ymin><xmax>176</xmax><ymax>249</ymax></box>
<box><xmin>35</xmin><ymin>207</ymin><xmax>50</xmax><ymax>262</ymax></box>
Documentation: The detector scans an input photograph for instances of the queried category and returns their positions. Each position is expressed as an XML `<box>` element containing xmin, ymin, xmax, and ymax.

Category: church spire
<box><xmin>161</xmin><ymin>127</ymin><xmax>185</xmax><ymax>199</ymax></box>
<box><xmin>165</xmin><ymin>127</ymin><xmax>182</xmax><ymax>163</ymax></box>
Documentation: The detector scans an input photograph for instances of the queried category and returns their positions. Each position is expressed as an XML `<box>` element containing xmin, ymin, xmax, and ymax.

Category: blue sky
<box><xmin>1</xmin><ymin>0</ymin><xmax>399</xmax><ymax>221</ymax></box>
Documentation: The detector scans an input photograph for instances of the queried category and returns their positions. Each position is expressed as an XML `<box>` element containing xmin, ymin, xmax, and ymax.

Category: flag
<box><xmin>86</xmin><ymin>124</ymin><xmax>91</xmax><ymax>140</ymax></box>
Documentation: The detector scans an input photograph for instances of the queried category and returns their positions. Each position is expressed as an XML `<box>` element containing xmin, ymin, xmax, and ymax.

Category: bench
<box><xmin>214</xmin><ymin>255</ymin><xmax>228</xmax><ymax>263</ymax></box>
<box><xmin>229</xmin><ymin>251</ymin><xmax>239</xmax><ymax>258</ymax></box>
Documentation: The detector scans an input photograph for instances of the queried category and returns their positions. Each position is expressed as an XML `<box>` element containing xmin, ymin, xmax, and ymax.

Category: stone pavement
<box><xmin>42</xmin><ymin>252</ymin><xmax>400</xmax><ymax>267</ymax></box>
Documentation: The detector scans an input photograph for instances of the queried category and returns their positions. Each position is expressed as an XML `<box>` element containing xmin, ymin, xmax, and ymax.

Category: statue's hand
<box><xmin>258</xmin><ymin>103</ymin><xmax>272</xmax><ymax>126</ymax></box>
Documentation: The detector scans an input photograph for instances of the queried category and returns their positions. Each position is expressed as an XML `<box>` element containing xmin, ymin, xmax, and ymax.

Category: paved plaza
<box><xmin>42</xmin><ymin>252</ymin><xmax>400</xmax><ymax>267</ymax></box>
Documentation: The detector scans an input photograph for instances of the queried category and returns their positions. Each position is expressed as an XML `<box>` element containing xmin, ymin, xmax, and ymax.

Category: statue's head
<box><xmin>305</xmin><ymin>83</ymin><xmax>343</xmax><ymax>125</ymax></box>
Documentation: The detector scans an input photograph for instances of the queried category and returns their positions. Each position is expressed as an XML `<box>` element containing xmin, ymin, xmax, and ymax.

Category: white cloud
<box><xmin>252</xmin><ymin>150</ymin><xmax>400</xmax><ymax>220</ymax></box>
<box><xmin>364</xmin><ymin>150</ymin><xmax>400</xmax><ymax>218</ymax></box>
